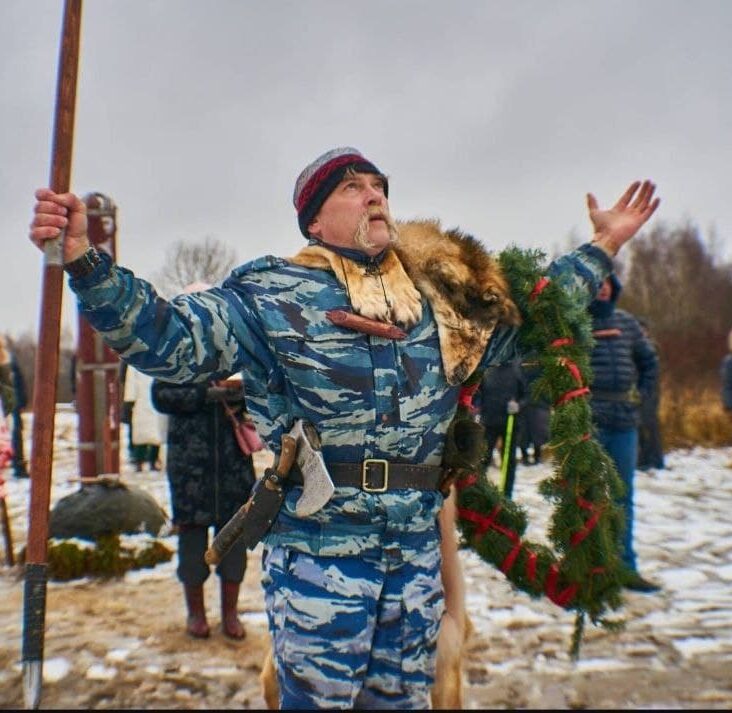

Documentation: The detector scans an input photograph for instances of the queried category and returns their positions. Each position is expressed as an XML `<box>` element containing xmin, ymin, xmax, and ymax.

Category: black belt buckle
<box><xmin>362</xmin><ymin>459</ymin><xmax>389</xmax><ymax>493</ymax></box>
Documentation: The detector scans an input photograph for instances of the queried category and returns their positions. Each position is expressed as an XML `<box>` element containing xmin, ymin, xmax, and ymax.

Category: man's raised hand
<box><xmin>587</xmin><ymin>180</ymin><xmax>660</xmax><ymax>256</ymax></box>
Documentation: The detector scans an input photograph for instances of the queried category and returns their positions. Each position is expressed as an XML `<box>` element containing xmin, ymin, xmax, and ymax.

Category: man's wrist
<box><xmin>64</xmin><ymin>246</ymin><xmax>102</xmax><ymax>279</ymax></box>
<box><xmin>591</xmin><ymin>233</ymin><xmax>620</xmax><ymax>257</ymax></box>
<box><xmin>64</xmin><ymin>237</ymin><xmax>92</xmax><ymax>263</ymax></box>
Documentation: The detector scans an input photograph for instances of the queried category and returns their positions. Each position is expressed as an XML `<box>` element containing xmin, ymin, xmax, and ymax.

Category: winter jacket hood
<box><xmin>588</xmin><ymin>273</ymin><xmax>622</xmax><ymax>319</ymax></box>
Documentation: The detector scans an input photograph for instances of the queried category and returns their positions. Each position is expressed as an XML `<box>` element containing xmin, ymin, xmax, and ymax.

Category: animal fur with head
<box><xmin>394</xmin><ymin>219</ymin><xmax>521</xmax><ymax>384</ymax></box>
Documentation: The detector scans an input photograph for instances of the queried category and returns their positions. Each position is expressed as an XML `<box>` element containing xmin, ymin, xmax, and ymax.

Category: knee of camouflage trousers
<box><xmin>261</xmin><ymin>542</ymin><xmax>444</xmax><ymax>709</ymax></box>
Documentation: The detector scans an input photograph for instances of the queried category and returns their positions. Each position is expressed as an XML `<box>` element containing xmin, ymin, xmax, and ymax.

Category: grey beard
<box><xmin>353</xmin><ymin>212</ymin><xmax>400</xmax><ymax>251</ymax></box>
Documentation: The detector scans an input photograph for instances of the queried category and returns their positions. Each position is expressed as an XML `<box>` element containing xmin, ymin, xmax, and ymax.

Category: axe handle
<box><xmin>277</xmin><ymin>435</ymin><xmax>297</xmax><ymax>476</ymax></box>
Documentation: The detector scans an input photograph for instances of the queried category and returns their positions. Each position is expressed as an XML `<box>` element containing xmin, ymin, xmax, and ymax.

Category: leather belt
<box><xmin>289</xmin><ymin>460</ymin><xmax>443</xmax><ymax>493</ymax></box>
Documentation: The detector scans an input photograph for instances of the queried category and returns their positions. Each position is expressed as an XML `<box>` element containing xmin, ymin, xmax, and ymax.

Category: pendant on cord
<box><xmin>326</xmin><ymin>309</ymin><xmax>407</xmax><ymax>339</ymax></box>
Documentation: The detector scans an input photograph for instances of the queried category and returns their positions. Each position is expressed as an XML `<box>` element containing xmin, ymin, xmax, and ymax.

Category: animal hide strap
<box><xmin>289</xmin><ymin>220</ymin><xmax>521</xmax><ymax>385</ymax></box>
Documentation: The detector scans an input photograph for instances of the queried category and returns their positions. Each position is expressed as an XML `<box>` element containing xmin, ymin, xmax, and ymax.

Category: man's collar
<box><xmin>307</xmin><ymin>238</ymin><xmax>387</xmax><ymax>266</ymax></box>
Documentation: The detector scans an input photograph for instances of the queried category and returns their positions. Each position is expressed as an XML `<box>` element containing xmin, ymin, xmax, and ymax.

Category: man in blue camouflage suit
<box><xmin>30</xmin><ymin>148</ymin><xmax>659</xmax><ymax>709</ymax></box>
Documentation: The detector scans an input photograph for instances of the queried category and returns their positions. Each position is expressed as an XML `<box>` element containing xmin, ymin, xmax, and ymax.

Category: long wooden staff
<box><xmin>22</xmin><ymin>1</ymin><xmax>83</xmax><ymax>708</ymax></box>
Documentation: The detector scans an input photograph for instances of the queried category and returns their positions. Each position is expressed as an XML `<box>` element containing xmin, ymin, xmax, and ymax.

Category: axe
<box><xmin>204</xmin><ymin>419</ymin><xmax>335</xmax><ymax>566</ymax></box>
<box><xmin>289</xmin><ymin>419</ymin><xmax>335</xmax><ymax>517</ymax></box>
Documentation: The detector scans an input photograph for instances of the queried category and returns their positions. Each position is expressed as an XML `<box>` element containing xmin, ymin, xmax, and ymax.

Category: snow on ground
<box><xmin>1</xmin><ymin>408</ymin><xmax>732</xmax><ymax>708</ymax></box>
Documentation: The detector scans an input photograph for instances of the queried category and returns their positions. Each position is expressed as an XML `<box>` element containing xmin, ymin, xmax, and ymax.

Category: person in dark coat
<box><xmin>720</xmin><ymin>328</ymin><xmax>732</xmax><ymax>414</ymax></box>
<box><xmin>475</xmin><ymin>359</ymin><xmax>527</xmax><ymax>499</ymax></box>
<box><xmin>0</xmin><ymin>336</ymin><xmax>15</xmax><ymax>415</ymax></box>
<box><xmin>589</xmin><ymin>274</ymin><xmax>660</xmax><ymax>593</ymax></box>
<box><xmin>5</xmin><ymin>339</ymin><xmax>29</xmax><ymax>479</ymax></box>
<box><xmin>151</xmin><ymin>374</ymin><xmax>257</xmax><ymax>640</ymax></box>
<box><xmin>517</xmin><ymin>363</ymin><xmax>550</xmax><ymax>466</ymax></box>
<box><xmin>636</xmin><ymin>318</ymin><xmax>665</xmax><ymax>471</ymax></box>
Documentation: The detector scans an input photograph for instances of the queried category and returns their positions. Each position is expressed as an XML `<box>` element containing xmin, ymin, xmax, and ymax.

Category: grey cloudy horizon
<box><xmin>2</xmin><ymin>0</ymin><xmax>730</xmax><ymax>339</ymax></box>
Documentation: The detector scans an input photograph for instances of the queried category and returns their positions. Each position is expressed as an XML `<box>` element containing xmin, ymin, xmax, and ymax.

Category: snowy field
<box><xmin>1</xmin><ymin>407</ymin><xmax>731</xmax><ymax>709</ymax></box>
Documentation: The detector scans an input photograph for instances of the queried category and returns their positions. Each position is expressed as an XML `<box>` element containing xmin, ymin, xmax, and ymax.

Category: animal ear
<box><xmin>425</xmin><ymin>259</ymin><xmax>458</xmax><ymax>291</ymax></box>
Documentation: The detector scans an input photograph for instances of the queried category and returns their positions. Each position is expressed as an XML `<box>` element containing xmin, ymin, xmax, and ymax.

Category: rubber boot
<box><xmin>183</xmin><ymin>584</ymin><xmax>210</xmax><ymax>638</ymax></box>
<box><xmin>221</xmin><ymin>580</ymin><xmax>246</xmax><ymax>640</ymax></box>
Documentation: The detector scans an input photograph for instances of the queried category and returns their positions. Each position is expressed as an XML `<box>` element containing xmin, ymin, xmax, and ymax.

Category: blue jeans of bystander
<box><xmin>596</xmin><ymin>427</ymin><xmax>639</xmax><ymax>572</ymax></box>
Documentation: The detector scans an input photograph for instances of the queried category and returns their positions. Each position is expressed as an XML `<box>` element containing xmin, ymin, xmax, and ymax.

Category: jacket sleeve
<box><xmin>67</xmin><ymin>252</ymin><xmax>274</xmax><ymax>386</ymax></box>
<box><xmin>151</xmin><ymin>380</ymin><xmax>208</xmax><ymax>415</ymax></box>
<box><xmin>632</xmin><ymin>319</ymin><xmax>659</xmax><ymax>398</ymax></box>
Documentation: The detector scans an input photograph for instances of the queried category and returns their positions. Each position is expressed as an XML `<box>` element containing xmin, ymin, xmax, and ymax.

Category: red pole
<box><xmin>22</xmin><ymin>1</ymin><xmax>83</xmax><ymax>707</ymax></box>
<box><xmin>76</xmin><ymin>193</ymin><xmax>119</xmax><ymax>479</ymax></box>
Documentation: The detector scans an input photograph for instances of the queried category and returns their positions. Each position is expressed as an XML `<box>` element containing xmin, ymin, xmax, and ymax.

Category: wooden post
<box><xmin>22</xmin><ymin>1</ymin><xmax>83</xmax><ymax>708</ymax></box>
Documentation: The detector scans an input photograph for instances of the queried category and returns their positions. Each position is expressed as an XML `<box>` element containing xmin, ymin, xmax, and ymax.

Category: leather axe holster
<box><xmin>205</xmin><ymin>435</ymin><xmax>297</xmax><ymax>564</ymax></box>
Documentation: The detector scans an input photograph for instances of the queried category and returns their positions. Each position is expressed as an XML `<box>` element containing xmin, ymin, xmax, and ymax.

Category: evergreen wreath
<box><xmin>445</xmin><ymin>246</ymin><xmax>628</xmax><ymax>658</ymax></box>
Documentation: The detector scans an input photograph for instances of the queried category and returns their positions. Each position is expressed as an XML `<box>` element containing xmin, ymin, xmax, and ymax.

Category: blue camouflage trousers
<box><xmin>261</xmin><ymin>540</ymin><xmax>444</xmax><ymax>709</ymax></box>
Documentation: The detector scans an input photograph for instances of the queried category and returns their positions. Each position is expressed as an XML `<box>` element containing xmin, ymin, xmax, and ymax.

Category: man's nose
<box><xmin>365</xmin><ymin>185</ymin><xmax>384</xmax><ymax>205</ymax></box>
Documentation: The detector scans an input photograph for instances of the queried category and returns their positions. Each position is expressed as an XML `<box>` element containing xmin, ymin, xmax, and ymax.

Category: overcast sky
<box><xmin>2</xmin><ymin>0</ymin><xmax>730</xmax><ymax>339</ymax></box>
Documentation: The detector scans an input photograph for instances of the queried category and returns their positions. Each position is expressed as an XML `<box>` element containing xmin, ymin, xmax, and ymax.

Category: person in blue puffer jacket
<box><xmin>589</xmin><ymin>273</ymin><xmax>660</xmax><ymax>593</ymax></box>
<box><xmin>720</xmin><ymin>328</ymin><xmax>732</xmax><ymax>413</ymax></box>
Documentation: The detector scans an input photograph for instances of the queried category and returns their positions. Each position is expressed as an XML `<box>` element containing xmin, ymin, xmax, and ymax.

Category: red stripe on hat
<box><xmin>295</xmin><ymin>154</ymin><xmax>365</xmax><ymax>212</ymax></box>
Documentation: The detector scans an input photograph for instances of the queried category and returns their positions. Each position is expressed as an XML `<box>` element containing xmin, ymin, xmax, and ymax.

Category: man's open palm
<box><xmin>587</xmin><ymin>180</ymin><xmax>660</xmax><ymax>252</ymax></box>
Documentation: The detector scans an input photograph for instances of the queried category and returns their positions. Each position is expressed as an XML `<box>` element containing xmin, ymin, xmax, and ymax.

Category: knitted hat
<box><xmin>293</xmin><ymin>147</ymin><xmax>388</xmax><ymax>238</ymax></box>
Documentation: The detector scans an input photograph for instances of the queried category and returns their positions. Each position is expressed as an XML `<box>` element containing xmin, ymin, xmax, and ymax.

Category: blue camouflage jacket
<box><xmin>70</xmin><ymin>242</ymin><xmax>611</xmax><ymax>557</ymax></box>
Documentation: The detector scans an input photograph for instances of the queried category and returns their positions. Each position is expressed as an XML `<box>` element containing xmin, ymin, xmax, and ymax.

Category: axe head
<box><xmin>289</xmin><ymin>420</ymin><xmax>335</xmax><ymax>517</ymax></box>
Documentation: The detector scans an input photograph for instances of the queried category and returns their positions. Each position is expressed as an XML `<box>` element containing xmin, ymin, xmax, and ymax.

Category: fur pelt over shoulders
<box><xmin>289</xmin><ymin>219</ymin><xmax>520</xmax><ymax>385</ymax></box>
<box><xmin>394</xmin><ymin>219</ymin><xmax>521</xmax><ymax>384</ymax></box>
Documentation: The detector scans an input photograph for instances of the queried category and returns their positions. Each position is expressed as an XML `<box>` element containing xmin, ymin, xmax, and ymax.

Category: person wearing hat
<box><xmin>29</xmin><ymin>148</ymin><xmax>659</xmax><ymax>709</ymax></box>
<box><xmin>588</xmin><ymin>274</ymin><xmax>661</xmax><ymax>593</ymax></box>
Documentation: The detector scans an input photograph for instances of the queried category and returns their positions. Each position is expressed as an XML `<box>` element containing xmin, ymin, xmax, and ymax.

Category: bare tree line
<box><xmin>620</xmin><ymin>222</ymin><xmax>732</xmax><ymax>391</ymax></box>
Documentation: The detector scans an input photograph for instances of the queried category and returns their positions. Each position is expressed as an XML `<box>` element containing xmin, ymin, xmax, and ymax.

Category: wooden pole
<box><xmin>22</xmin><ymin>1</ymin><xmax>83</xmax><ymax>708</ymax></box>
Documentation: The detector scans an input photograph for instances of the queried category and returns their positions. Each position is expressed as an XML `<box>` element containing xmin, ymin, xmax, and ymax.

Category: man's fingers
<box><xmin>614</xmin><ymin>180</ymin><xmax>641</xmax><ymax>210</ymax></box>
<box><xmin>641</xmin><ymin>197</ymin><xmax>661</xmax><ymax>220</ymax></box>
<box><xmin>586</xmin><ymin>193</ymin><xmax>599</xmax><ymax>211</ymax></box>
<box><xmin>32</xmin><ymin>212</ymin><xmax>67</xmax><ymax>229</ymax></box>
<box><xmin>30</xmin><ymin>225</ymin><xmax>63</xmax><ymax>242</ymax></box>
<box><xmin>34</xmin><ymin>200</ymin><xmax>68</xmax><ymax>216</ymax></box>
<box><xmin>630</xmin><ymin>180</ymin><xmax>655</xmax><ymax>210</ymax></box>
<box><xmin>33</xmin><ymin>188</ymin><xmax>84</xmax><ymax>212</ymax></box>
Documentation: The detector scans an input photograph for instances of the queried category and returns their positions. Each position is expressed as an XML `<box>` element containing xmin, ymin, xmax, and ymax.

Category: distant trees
<box><xmin>620</xmin><ymin>222</ymin><xmax>732</xmax><ymax>389</ymax></box>
<box><xmin>152</xmin><ymin>236</ymin><xmax>238</xmax><ymax>297</ymax></box>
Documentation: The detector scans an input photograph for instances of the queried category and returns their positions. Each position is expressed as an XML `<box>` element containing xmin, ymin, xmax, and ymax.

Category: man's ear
<box><xmin>308</xmin><ymin>216</ymin><xmax>322</xmax><ymax>240</ymax></box>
